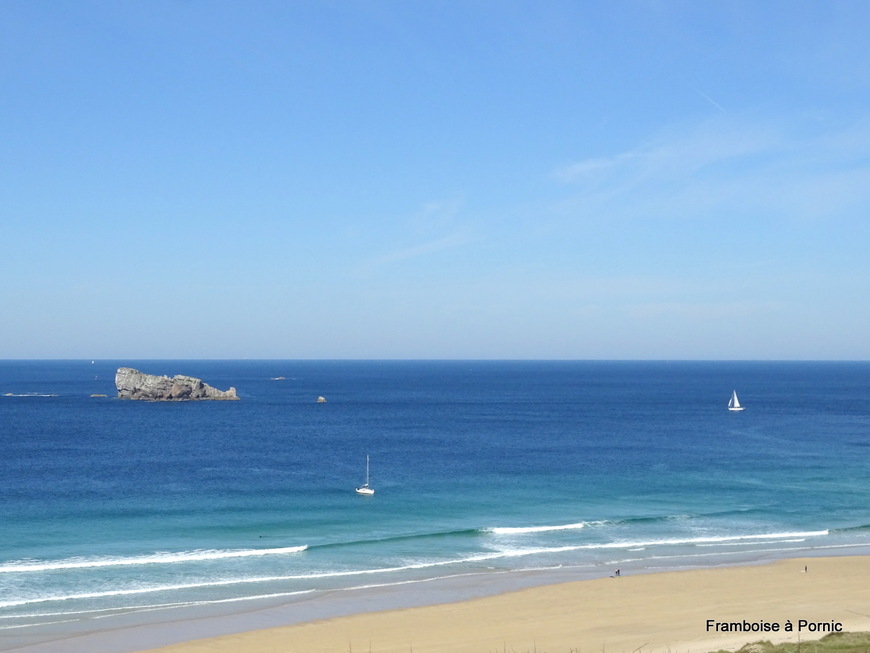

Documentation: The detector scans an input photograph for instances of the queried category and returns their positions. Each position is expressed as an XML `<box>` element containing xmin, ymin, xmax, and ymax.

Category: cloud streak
<box><xmin>371</xmin><ymin>231</ymin><xmax>474</xmax><ymax>267</ymax></box>
<box><xmin>552</xmin><ymin>114</ymin><xmax>870</xmax><ymax>225</ymax></box>
<box><xmin>555</xmin><ymin>116</ymin><xmax>774</xmax><ymax>189</ymax></box>
<box><xmin>353</xmin><ymin>198</ymin><xmax>477</xmax><ymax>276</ymax></box>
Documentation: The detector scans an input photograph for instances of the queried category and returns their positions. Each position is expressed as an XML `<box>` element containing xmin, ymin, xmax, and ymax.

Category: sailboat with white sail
<box><xmin>355</xmin><ymin>455</ymin><xmax>374</xmax><ymax>495</ymax></box>
<box><xmin>728</xmin><ymin>390</ymin><xmax>744</xmax><ymax>411</ymax></box>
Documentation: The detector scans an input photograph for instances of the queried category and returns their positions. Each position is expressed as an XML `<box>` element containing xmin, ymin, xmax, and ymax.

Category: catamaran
<box><xmin>728</xmin><ymin>390</ymin><xmax>744</xmax><ymax>411</ymax></box>
<box><xmin>355</xmin><ymin>455</ymin><xmax>374</xmax><ymax>495</ymax></box>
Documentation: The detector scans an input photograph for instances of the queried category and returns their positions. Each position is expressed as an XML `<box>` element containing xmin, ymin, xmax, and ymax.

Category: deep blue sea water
<box><xmin>2</xmin><ymin>360</ymin><xmax>870</xmax><ymax>651</ymax></box>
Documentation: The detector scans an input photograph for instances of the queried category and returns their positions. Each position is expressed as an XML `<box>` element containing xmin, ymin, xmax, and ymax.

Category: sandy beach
<box><xmin>129</xmin><ymin>556</ymin><xmax>870</xmax><ymax>653</ymax></box>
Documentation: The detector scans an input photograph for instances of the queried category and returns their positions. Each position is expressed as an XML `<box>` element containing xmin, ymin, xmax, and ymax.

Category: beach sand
<box><xmin>134</xmin><ymin>556</ymin><xmax>870</xmax><ymax>653</ymax></box>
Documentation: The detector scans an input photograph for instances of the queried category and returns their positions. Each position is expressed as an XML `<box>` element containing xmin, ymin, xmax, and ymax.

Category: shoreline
<box><xmin>9</xmin><ymin>555</ymin><xmax>870</xmax><ymax>653</ymax></box>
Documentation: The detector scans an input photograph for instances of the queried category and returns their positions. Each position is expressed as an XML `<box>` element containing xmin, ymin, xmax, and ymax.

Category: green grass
<box><xmin>470</xmin><ymin>631</ymin><xmax>870</xmax><ymax>653</ymax></box>
<box><xmin>710</xmin><ymin>631</ymin><xmax>870</xmax><ymax>653</ymax></box>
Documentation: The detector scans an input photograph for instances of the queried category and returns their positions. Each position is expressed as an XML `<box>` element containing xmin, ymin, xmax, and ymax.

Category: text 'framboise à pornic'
<box><xmin>706</xmin><ymin>619</ymin><xmax>843</xmax><ymax>633</ymax></box>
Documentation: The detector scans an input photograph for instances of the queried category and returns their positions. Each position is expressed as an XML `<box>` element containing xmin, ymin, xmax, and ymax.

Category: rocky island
<box><xmin>115</xmin><ymin>367</ymin><xmax>239</xmax><ymax>401</ymax></box>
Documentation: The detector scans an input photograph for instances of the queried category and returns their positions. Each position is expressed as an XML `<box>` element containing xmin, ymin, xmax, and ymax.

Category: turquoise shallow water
<box><xmin>2</xmin><ymin>360</ymin><xmax>870</xmax><ymax>650</ymax></box>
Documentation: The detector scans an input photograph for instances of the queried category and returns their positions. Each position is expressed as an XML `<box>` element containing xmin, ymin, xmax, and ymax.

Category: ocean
<box><xmin>2</xmin><ymin>360</ymin><xmax>870</xmax><ymax>651</ymax></box>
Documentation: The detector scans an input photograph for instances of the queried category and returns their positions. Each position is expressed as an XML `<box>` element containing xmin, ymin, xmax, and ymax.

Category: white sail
<box><xmin>728</xmin><ymin>390</ymin><xmax>744</xmax><ymax>411</ymax></box>
<box><xmin>355</xmin><ymin>455</ymin><xmax>374</xmax><ymax>495</ymax></box>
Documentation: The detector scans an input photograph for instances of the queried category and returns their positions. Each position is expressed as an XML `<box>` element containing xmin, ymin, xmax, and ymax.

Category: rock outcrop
<box><xmin>115</xmin><ymin>367</ymin><xmax>239</xmax><ymax>401</ymax></box>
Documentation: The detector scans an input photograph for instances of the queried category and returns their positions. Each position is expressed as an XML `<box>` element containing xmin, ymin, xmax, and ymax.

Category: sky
<box><xmin>2</xmin><ymin>1</ymin><xmax>869</xmax><ymax>360</ymax></box>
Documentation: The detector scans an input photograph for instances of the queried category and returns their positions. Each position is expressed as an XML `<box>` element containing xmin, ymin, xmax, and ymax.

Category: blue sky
<box><xmin>2</xmin><ymin>1</ymin><xmax>869</xmax><ymax>359</ymax></box>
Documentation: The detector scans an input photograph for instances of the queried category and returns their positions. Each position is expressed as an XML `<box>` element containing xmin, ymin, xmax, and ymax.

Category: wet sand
<box><xmin>130</xmin><ymin>556</ymin><xmax>870</xmax><ymax>653</ymax></box>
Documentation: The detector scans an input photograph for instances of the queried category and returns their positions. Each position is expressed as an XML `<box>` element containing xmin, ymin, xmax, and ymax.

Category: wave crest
<box><xmin>484</xmin><ymin>522</ymin><xmax>591</xmax><ymax>535</ymax></box>
<box><xmin>0</xmin><ymin>545</ymin><xmax>308</xmax><ymax>574</ymax></box>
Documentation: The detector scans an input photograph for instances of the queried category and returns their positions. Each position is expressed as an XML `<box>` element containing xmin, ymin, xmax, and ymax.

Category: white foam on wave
<box><xmin>0</xmin><ymin>618</ymin><xmax>79</xmax><ymax>631</ymax></box>
<box><xmin>2</xmin><ymin>393</ymin><xmax>58</xmax><ymax>397</ymax></box>
<box><xmin>0</xmin><ymin>576</ymin><xmax>318</xmax><ymax>609</ymax></box>
<box><xmin>0</xmin><ymin>548</ymin><xmax>581</xmax><ymax>609</ymax></box>
<box><xmin>484</xmin><ymin>530</ymin><xmax>830</xmax><ymax>561</ymax></box>
<box><xmin>0</xmin><ymin>545</ymin><xmax>308</xmax><ymax>574</ymax></box>
<box><xmin>0</xmin><ymin>590</ymin><xmax>318</xmax><ymax>629</ymax></box>
<box><xmin>485</xmin><ymin>521</ymin><xmax>591</xmax><ymax>535</ymax></box>
<box><xmin>608</xmin><ymin>539</ymin><xmax>856</xmax><ymax>568</ymax></box>
<box><xmin>0</xmin><ymin>529</ymin><xmax>832</xmax><ymax>610</ymax></box>
<box><xmin>698</xmin><ymin>538</ymin><xmax>806</xmax><ymax>547</ymax></box>
<box><xmin>634</xmin><ymin>530</ymin><xmax>829</xmax><ymax>547</ymax></box>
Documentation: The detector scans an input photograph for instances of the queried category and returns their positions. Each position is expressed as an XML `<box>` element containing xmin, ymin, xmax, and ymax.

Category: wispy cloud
<box><xmin>692</xmin><ymin>86</ymin><xmax>727</xmax><ymax>114</ymax></box>
<box><xmin>372</xmin><ymin>231</ymin><xmax>474</xmax><ymax>266</ymax></box>
<box><xmin>354</xmin><ymin>198</ymin><xmax>476</xmax><ymax>275</ymax></box>
<box><xmin>409</xmin><ymin>197</ymin><xmax>466</xmax><ymax>235</ymax></box>
<box><xmin>552</xmin><ymin>114</ymin><xmax>870</xmax><ymax>224</ymax></box>
<box><xmin>554</xmin><ymin>116</ymin><xmax>774</xmax><ymax>189</ymax></box>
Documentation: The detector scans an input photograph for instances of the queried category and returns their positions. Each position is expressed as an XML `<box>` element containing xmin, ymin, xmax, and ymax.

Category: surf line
<box><xmin>0</xmin><ymin>545</ymin><xmax>309</xmax><ymax>574</ymax></box>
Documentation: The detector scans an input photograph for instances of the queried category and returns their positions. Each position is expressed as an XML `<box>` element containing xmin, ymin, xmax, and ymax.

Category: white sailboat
<box><xmin>728</xmin><ymin>390</ymin><xmax>744</xmax><ymax>411</ymax></box>
<box><xmin>355</xmin><ymin>455</ymin><xmax>374</xmax><ymax>495</ymax></box>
